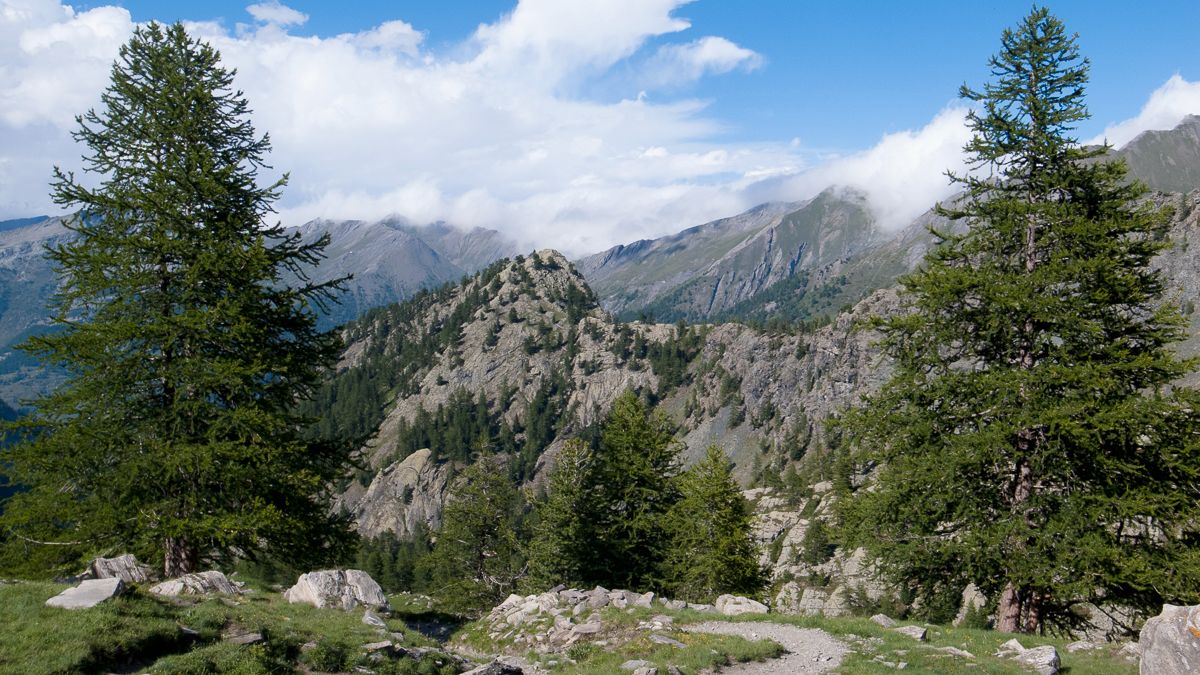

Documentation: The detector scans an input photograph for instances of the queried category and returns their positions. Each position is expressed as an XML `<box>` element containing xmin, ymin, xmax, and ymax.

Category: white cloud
<box><xmin>246</xmin><ymin>1</ymin><xmax>307</xmax><ymax>27</ymax></box>
<box><xmin>744</xmin><ymin>107</ymin><xmax>972</xmax><ymax>230</ymax></box>
<box><xmin>1089</xmin><ymin>75</ymin><xmax>1200</xmax><ymax>148</ymax></box>
<box><xmin>8</xmin><ymin>1</ymin><xmax>1184</xmax><ymax>257</ymax></box>
<box><xmin>643</xmin><ymin>36</ymin><xmax>762</xmax><ymax>88</ymax></box>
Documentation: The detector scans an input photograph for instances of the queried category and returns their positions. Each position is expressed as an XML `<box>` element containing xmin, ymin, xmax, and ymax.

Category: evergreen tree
<box><xmin>841</xmin><ymin>7</ymin><xmax>1200</xmax><ymax>634</ymax></box>
<box><xmin>0</xmin><ymin>23</ymin><xmax>352</xmax><ymax>577</ymax></box>
<box><xmin>525</xmin><ymin>391</ymin><xmax>683</xmax><ymax>592</ymax></box>
<box><xmin>426</xmin><ymin>462</ymin><xmax>524</xmax><ymax>616</ymax></box>
<box><xmin>663</xmin><ymin>446</ymin><xmax>765</xmax><ymax>602</ymax></box>
<box><xmin>586</xmin><ymin>391</ymin><xmax>682</xmax><ymax>590</ymax></box>
<box><xmin>524</xmin><ymin>439</ymin><xmax>591</xmax><ymax>590</ymax></box>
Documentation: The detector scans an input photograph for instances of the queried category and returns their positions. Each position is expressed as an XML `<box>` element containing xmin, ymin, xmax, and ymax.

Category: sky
<box><xmin>2</xmin><ymin>1</ymin><xmax>1199</xmax><ymax>255</ymax></box>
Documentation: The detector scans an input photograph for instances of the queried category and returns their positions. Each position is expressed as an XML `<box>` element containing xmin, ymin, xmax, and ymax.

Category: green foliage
<box><xmin>799</xmin><ymin>519</ymin><xmax>835</xmax><ymax>566</ymax></box>
<box><xmin>0</xmin><ymin>23</ymin><xmax>353</xmax><ymax>578</ymax></box>
<box><xmin>662</xmin><ymin>446</ymin><xmax>766</xmax><ymax>602</ymax></box>
<box><xmin>841</xmin><ymin>7</ymin><xmax>1200</xmax><ymax>634</ymax></box>
<box><xmin>355</xmin><ymin>527</ymin><xmax>434</xmax><ymax>594</ymax></box>
<box><xmin>525</xmin><ymin>392</ymin><xmax>677</xmax><ymax>591</ymax></box>
<box><xmin>426</xmin><ymin>462</ymin><xmax>525</xmax><ymax>616</ymax></box>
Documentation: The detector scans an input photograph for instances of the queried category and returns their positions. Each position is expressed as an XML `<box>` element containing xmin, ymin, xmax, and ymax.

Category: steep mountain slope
<box><xmin>318</xmin><ymin>249</ymin><xmax>896</xmax><ymax>540</ymax></box>
<box><xmin>1118</xmin><ymin>114</ymin><xmax>1200</xmax><ymax>194</ymax></box>
<box><xmin>0</xmin><ymin>216</ymin><xmax>516</xmax><ymax>404</ymax></box>
<box><xmin>580</xmin><ymin>114</ymin><xmax>1200</xmax><ymax>326</ymax></box>
<box><xmin>291</xmin><ymin>217</ymin><xmax>519</xmax><ymax>329</ymax></box>
<box><xmin>578</xmin><ymin>189</ymin><xmax>882</xmax><ymax>321</ymax></box>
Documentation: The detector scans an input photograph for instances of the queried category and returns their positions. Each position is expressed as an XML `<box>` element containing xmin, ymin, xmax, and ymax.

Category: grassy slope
<box><xmin>0</xmin><ymin>580</ymin><xmax>1139</xmax><ymax>674</ymax></box>
<box><xmin>0</xmin><ymin>581</ymin><xmax>445</xmax><ymax>674</ymax></box>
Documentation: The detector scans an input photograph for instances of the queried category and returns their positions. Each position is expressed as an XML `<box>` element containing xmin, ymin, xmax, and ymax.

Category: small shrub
<box><xmin>303</xmin><ymin>638</ymin><xmax>353</xmax><ymax>673</ymax></box>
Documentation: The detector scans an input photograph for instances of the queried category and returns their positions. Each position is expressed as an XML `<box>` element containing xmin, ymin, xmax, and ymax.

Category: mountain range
<box><xmin>1</xmin><ymin>114</ymin><xmax>1198</xmax><ymax>408</ymax></box>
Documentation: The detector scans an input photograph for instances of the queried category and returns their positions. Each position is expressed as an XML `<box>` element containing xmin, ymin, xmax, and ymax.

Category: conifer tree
<box><xmin>0</xmin><ymin>23</ymin><xmax>352</xmax><ymax>577</ymax></box>
<box><xmin>524</xmin><ymin>439</ymin><xmax>590</xmax><ymax>591</ymax></box>
<box><xmin>842</xmin><ymin>7</ymin><xmax>1200</xmax><ymax>633</ymax></box>
<box><xmin>663</xmin><ymin>446</ymin><xmax>765</xmax><ymax>602</ymax></box>
<box><xmin>426</xmin><ymin>462</ymin><xmax>523</xmax><ymax>615</ymax></box>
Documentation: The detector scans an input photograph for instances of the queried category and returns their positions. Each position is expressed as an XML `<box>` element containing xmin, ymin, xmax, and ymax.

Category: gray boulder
<box><xmin>1139</xmin><ymin>604</ymin><xmax>1200</xmax><ymax>675</ymax></box>
<box><xmin>283</xmin><ymin>569</ymin><xmax>389</xmax><ymax>610</ymax></box>
<box><xmin>462</xmin><ymin>663</ymin><xmax>524</xmax><ymax>675</ymax></box>
<box><xmin>871</xmin><ymin>613</ymin><xmax>897</xmax><ymax>628</ymax></box>
<box><xmin>45</xmin><ymin>578</ymin><xmax>125</xmax><ymax>609</ymax></box>
<box><xmin>148</xmin><ymin>570</ymin><xmax>238</xmax><ymax>597</ymax></box>
<box><xmin>715</xmin><ymin>594</ymin><xmax>768</xmax><ymax>616</ymax></box>
<box><xmin>893</xmin><ymin>625</ymin><xmax>927</xmax><ymax>641</ymax></box>
<box><xmin>996</xmin><ymin>638</ymin><xmax>1059</xmax><ymax>675</ymax></box>
<box><xmin>87</xmin><ymin>554</ymin><xmax>153</xmax><ymax>583</ymax></box>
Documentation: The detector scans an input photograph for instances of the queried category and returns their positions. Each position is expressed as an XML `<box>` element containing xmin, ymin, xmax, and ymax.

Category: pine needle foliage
<box><xmin>663</xmin><ymin>446</ymin><xmax>765</xmax><ymax>602</ymax></box>
<box><xmin>840</xmin><ymin>7</ymin><xmax>1200</xmax><ymax>634</ymax></box>
<box><xmin>0</xmin><ymin>23</ymin><xmax>353</xmax><ymax>578</ymax></box>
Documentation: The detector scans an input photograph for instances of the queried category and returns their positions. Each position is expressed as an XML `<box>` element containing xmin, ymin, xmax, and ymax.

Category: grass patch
<box><xmin>0</xmin><ymin>580</ymin><xmax>449</xmax><ymax>674</ymax></box>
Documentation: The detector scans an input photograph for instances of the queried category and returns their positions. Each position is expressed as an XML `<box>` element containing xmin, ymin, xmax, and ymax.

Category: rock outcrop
<box><xmin>1138</xmin><ymin>604</ymin><xmax>1200</xmax><ymax>675</ymax></box>
<box><xmin>149</xmin><ymin>570</ymin><xmax>239</xmax><ymax>597</ymax></box>
<box><xmin>45</xmin><ymin>578</ymin><xmax>125</xmax><ymax>609</ymax></box>
<box><xmin>284</xmin><ymin>569</ymin><xmax>389</xmax><ymax>610</ymax></box>
<box><xmin>86</xmin><ymin>554</ymin><xmax>154</xmax><ymax>584</ymax></box>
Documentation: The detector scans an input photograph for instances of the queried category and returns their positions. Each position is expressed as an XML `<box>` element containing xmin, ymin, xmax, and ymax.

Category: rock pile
<box><xmin>478</xmin><ymin>587</ymin><xmax>744</xmax><ymax>655</ymax></box>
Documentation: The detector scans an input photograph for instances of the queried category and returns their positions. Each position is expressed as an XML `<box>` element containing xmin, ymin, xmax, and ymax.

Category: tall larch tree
<box><xmin>0</xmin><ymin>23</ymin><xmax>353</xmax><ymax>577</ymax></box>
<box><xmin>841</xmin><ymin>7</ymin><xmax>1200</xmax><ymax>634</ymax></box>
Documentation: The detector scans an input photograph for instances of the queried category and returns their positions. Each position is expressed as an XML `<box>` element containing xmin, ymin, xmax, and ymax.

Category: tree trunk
<box><xmin>996</xmin><ymin>582</ymin><xmax>1023</xmax><ymax>633</ymax></box>
<box><xmin>164</xmin><ymin>536</ymin><xmax>197</xmax><ymax>577</ymax></box>
<box><xmin>1024</xmin><ymin>591</ymin><xmax>1042</xmax><ymax>634</ymax></box>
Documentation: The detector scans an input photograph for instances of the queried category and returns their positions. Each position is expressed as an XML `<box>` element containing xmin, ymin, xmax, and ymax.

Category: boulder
<box><xmin>87</xmin><ymin>554</ymin><xmax>153</xmax><ymax>584</ymax></box>
<box><xmin>995</xmin><ymin>638</ymin><xmax>1058</xmax><ymax>675</ymax></box>
<box><xmin>871</xmin><ymin>613</ymin><xmax>897</xmax><ymax>628</ymax></box>
<box><xmin>283</xmin><ymin>569</ymin><xmax>388</xmax><ymax>610</ymax></box>
<box><xmin>893</xmin><ymin>625</ymin><xmax>927</xmax><ymax>641</ymax></box>
<box><xmin>462</xmin><ymin>663</ymin><xmax>524</xmax><ymax>675</ymax></box>
<box><xmin>1139</xmin><ymin>604</ymin><xmax>1200</xmax><ymax>675</ymax></box>
<box><xmin>715</xmin><ymin>594</ymin><xmax>768</xmax><ymax>616</ymax></box>
<box><xmin>620</xmin><ymin>660</ymin><xmax>653</xmax><ymax>671</ymax></box>
<box><xmin>148</xmin><ymin>570</ymin><xmax>238</xmax><ymax>597</ymax></box>
<box><xmin>45</xmin><ymin>578</ymin><xmax>125</xmax><ymax>609</ymax></box>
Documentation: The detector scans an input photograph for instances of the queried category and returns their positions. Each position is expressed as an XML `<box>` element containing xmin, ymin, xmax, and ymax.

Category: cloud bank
<box><xmin>0</xmin><ymin>1</ymin><xmax>1196</xmax><ymax>255</ymax></box>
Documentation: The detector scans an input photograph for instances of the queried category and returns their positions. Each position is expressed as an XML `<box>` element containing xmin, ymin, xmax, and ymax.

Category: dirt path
<box><xmin>684</xmin><ymin>621</ymin><xmax>850</xmax><ymax>674</ymax></box>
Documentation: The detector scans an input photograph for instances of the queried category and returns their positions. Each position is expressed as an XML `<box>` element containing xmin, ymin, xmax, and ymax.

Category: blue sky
<box><xmin>92</xmin><ymin>1</ymin><xmax>1200</xmax><ymax>149</ymax></box>
<box><xmin>4</xmin><ymin>1</ymin><xmax>1200</xmax><ymax>253</ymax></box>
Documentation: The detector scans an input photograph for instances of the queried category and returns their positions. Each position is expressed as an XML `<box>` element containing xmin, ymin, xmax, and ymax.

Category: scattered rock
<box><xmin>660</xmin><ymin>599</ymin><xmax>687</xmax><ymax>611</ymax></box>
<box><xmin>87</xmin><ymin>554</ymin><xmax>154</xmax><ymax>584</ymax></box>
<box><xmin>572</xmin><ymin>622</ymin><xmax>602</xmax><ymax>635</ymax></box>
<box><xmin>892</xmin><ymin>625</ymin><xmax>927</xmax><ymax>641</ymax></box>
<box><xmin>149</xmin><ymin>570</ymin><xmax>238</xmax><ymax>597</ymax></box>
<box><xmin>870</xmin><ymin>613</ymin><xmax>897</xmax><ymax>628</ymax></box>
<box><xmin>995</xmin><ymin>638</ymin><xmax>1059</xmax><ymax>675</ymax></box>
<box><xmin>633</xmin><ymin>668</ymin><xmax>658</xmax><ymax>675</ymax></box>
<box><xmin>1139</xmin><ymin>604</ymin><xmax>1200</xmax><ymax>675</ymax></box>
<box><xmin>621</xmin><ymin>660</ymin><xmax>653</xmax><ymax>671</ymax></box>
<box><xmin>224</xmin><ymin>631</ymin><xmax>265</xmax><ymax>645</ymax></box>
<box><xmin>363</xmin><ymin>609</ymin><xmax>388</xmax><ymax>629</ymax></box>
<box><xmin>1066</xmin><ymin>640</ymin><xmax>1100</xmax><ymax>653</ymax></box>
<box><xmin>649</xmin><ymin>634</ymin><xmax>685</xmax><ymax>648</ymax></box>
<box><xmin>936</xmin><ymin>646</ymin><xmax>975</xmax><ymax>659</ymax></box>
<box><xmin>283</xmin><ymin>569</ymin><xmax>388</xmax><ymax>610</ymax></box>
<box><xmin>362</xmin><ymin>640</ymin><xmax>395</xmax><ymax>655</ymax></box>
<box><xmin>461</xmin><ymin>663</ymin><xmax>525</xmax><ymax>675</ymax></box>
<box><xmin>715</xmin><ymin>594</ymin><xmax>768</xmax><ymax>616</ymax></box>
<box><xmin>45</xmin><ymin>578</ymin><xmax>125</xmax><ymax>609</ymax></box>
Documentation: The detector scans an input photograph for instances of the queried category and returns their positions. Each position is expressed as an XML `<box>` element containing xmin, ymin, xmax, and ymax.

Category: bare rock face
<box><xmin>341</xmin><ymin>448</ymin><xmax>454</xmax><ymax>539</ymax></box>
<box><xmin>45</xmin><ymin>578</ymin><xmax>124</xmax><ymax>609</ymax></box>
<box><xmin>87</xmin><ymin>554</ymin><xmax>153</xmax><ymax>584</ymax></box>
<box><xmin>149</xmin><ymin>570</ymin><xmax>239</xmax><ymax>597</ymax></box>
<box><xmin>1139</xmin><ymin>604</ymin><xmax>1200</xmax><ymax>675</ymax></box>
<box><xmin>284</xmin><ymin>569</ymin><xmax>389</xmax><ymax>610</ymax></box>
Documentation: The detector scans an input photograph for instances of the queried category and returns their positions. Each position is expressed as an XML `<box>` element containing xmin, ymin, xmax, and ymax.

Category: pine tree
<box><xmin>663</xmin><ymin>446</ymin><xmax>765</xmax><ymax>602</ymax></box>
<box><xmin>585</xmin><ymin>391</ymin><xmax>682</xmax><ymax>590</ymax></box>
<box><xmin>841</xmin><ymin>7</ymin><xmax>1200</xmax><ymax>634</ymax></box>
<box><xmin>524</xmin><ymin>439</ymin><xmax>590</xmax><ymax>590</ymax></box>
<box><xmin>426</xmin><ymin>462</ymin><xmax>524</xmax><ymax>615</ymax></box>
<box><xmin>0</xmin><ymin>23</ymin><xmax>352</xmax><ymax>577</ymax></box>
